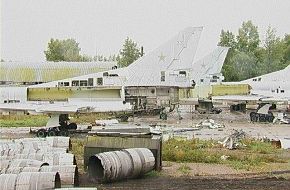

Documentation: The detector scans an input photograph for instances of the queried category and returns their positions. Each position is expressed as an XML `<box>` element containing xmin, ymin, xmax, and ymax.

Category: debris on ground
<box><xmin>219</xmin><ymin>129</ymin><xmax>247</xmax><ymax>150</ymax></box>
<box><xmin>273</xmin><ymin>113</ymin><xmax>290</xmax><ymax>124</ymax></box>
<box><xmin>280</xmin><ymin>138</ymin><xmax>290</xmax><ymax>149</ymax></box>
<box><xmin>220</xmin><ymin>155</ymin><xmax>230</xmax><ymax>160</ymax></box>
<box><xmin>195</xmin><ymin>119</ymin><xmax>225</xmax><ymax>129</ymax></box>
<box><xmin>94</xmin><ymin>119</ymin><xmax>119</xmax><ymax>126</ymax></box>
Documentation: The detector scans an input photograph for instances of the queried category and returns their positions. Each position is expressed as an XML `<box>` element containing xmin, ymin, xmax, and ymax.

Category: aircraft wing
<box><xmin>212</xmin><ymin>95</ymin><xmax>266</xmax><ymax>104</ymax></box>
<box><xmin>0</xmin><ymin>100</ymin><xmax>132</xmax><ymax>114</ymax></box>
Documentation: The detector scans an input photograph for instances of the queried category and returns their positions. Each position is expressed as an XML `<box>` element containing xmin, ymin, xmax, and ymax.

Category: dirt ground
<box><xmin>96</xmin><ymin>175</ymin><xmax>290</xmax><ymax>190</ymax></box>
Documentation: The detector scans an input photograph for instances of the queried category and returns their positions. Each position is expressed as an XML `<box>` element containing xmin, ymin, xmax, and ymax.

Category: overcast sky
<box><xmin>1</xmin><ymin>0</ymin><xmax>290</xmax><ymax>62</ymax></box>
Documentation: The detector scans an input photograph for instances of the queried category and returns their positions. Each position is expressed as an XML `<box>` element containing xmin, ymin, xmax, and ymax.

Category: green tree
<box><xmin>282</xmin><ymin>34</ymin><xmax>290</xmax><ymax>66</ymax></box>
<box><xmin>262</xmin><ymin>26</ymin><xmax>285</xmax><ymax>72</ymax></box>
<box><xmin>218</xmin><ymin>30</ymin><xmax>236</xmax><ymax>49</ymax></box>
<box><xmin>236</xmin><ymin>21</ymin><xmax>260</xmax><ymax>53</ymax></box>
<box><xmin>118</xmin><ymin>37</ymin><xmax>142</xmax><ymax>67</ymax></box>
<box><xmin>218</xmin><ymin>30</ymin><xmax>239</xmax><ymax>81</ymax></box>
<box><xmin>44</xmin><ymin>38</ymin><xmax>83</xmax><ymax>62</ymax></box>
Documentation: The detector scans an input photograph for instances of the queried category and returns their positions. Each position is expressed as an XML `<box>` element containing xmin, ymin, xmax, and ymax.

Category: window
<box><xmin>281</xmin><ymin>90</ymin><xmax>285</xmax><ymax>93</ymax></box>
<box><xmin>72</xmin><ymin>80</ymin><xmax>80</xmax><ymax>86</ymax></box>
<box><xmin>58</xmin><ymin>82</ymin><xmax>63</xmax><ymax>86</ymax></box>
<box><xmin>103</xmin><ymin>72</ymin><xmax>108</xmax><ymax>77</ymax></box>
<box><xmin>109</xmin><ymin>74</ymin><xmax>118</xmax><ymax>77</ymax></box>
<box><xmin>63</xmin><ymin>82</ymin><xmax>69</xmax><ymax>86</ymax></box>
<box><xmin>200</xmin><ymin>79</ymin><xmax>204</xmax><ymax>83</ymax></box>
<box><xmin>179</xmin><ymin>71</ymin><xmax>186</xmax><ymax>77</ymax></box>
<box><xmin>161</xmin><ymin>71</ymin><xmax>165</xmax><ymax>82</ymax></box>
<box><xmin>253</xmin><ymin>78</ymin><xmax>257</xmax><ymax>81</ymax></box>
<box><xmin>258</xmin><ymin>78</ymin><xmax>261</xmax><ymax>81</ymax></box>
<box><xmin>88</xmin><ymin>78</ymin><xmax>94</xmax><ymax>86</ymax></box>
<box><xmin>80</xmin><ymin>80</ymin><xmax>88</xmax><ymax>86</ymax></box>
<box><xmin>97</xmin><ymin>77</ymin><xmax>103</xmax><ymax>85</ymax></box>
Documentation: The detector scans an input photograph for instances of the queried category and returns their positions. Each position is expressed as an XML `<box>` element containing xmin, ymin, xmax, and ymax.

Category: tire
<box><xmin>120</xmin><ymin>115</ymin><xmax>129</xmax><ymax>122</ymax></box>
<box><xmin>160</xmin><ymin>112</ymin><xmax>167</xmax><ymax>120</ymax></box>
<box><xmin>68</xmin><ymin>123</ymin><xmax>77</xmax><ymax>130</ymax></box>
<box><xmin>250</xmin><ymin>112</ymin><xmax>258</xmax><ymax>122</ymax></box>
<box><xmin>259</xmin><ymin>114</ymin><xmax>266</xmax><ymax>122</ymax></box>
<box><xmin>48</xmin><ymin>129</ymin><xmax>57</xmax><ymax>136</ymax></box>
<box><xmin>59</xmin><ymin>130</ymin><xmax>68</xmax><ymax>136</ymax></box>
<box><xmin>37</xmin><ymin>129</ymin><xmax>47</xmax><ymax>138</ymax></box>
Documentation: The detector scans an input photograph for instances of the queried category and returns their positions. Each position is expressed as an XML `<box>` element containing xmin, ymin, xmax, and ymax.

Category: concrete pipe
<box><xmin>8</xmin><ymin>159</ymin><xmax>49</xmax><ymax>168</ymax></box>
<box><xmin>0</xmin><ymin>143</ymin><xmax>23</xmax><ymax>156</ymax></box>
<box><xmin>15</xmin><ymin>153</ymin><xmax>45</xmax><ymax>161</ymax></box>
<box><xmin>3</xmin><ymin>166</ymin><xmax>40</xmax><ymax>174</ymax></box>
<box><xmin>43</xmin><ymin>153</ymin><xmax>76</xmax><ymax>166</ymax></box>
<box><xmin>0</xmin><ymin>174</ymin><xmax>18</xmax><ymax>190</ymax></box>
<box><xmin>16</xmin><ymin>172</ymin><xmax>61</xmax><ymax>190</ymax></box>
<box><xmin>40</xmin><ymin>165</ymin><xmax>79</xmax><ymax>187</ymax></box>
<box><xmin>15</xmin><ymin>136</ymin><xmax>71</xmax><ymax>150</ymax></box>
<box><xmin>0</xmin><ymin>160</ymin><xmax>11</xmax><ymax>171</ymax></box>
<box><xmin>88</xmin><ymin>148</ymin><xmax>155</xmax><ymax>182</ymax></box>
<box><xmin>46</xmin><ymin>136</ymin><xmax>71</xmax><ymax>150</ymax></box>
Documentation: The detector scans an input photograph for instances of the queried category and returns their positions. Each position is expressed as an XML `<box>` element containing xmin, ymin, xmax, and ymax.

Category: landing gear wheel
<box><xmin>259</xmin><ymin>115</ymin><xmax>266</xmax><ymax>122</ymax></box>
<box><xmin>37</xmin><ymin>129</ymin><xmax>47</xmax><ymax>138</ymax></box>
<box><xmin>160</xmin><ymin>112</ymin><xmax>167</xmax><ymax>120</ymax></box>
<box><xmin>68</xmin><ymin>123</ymin><xmax>77</xmax><ymax>130</ymax></box>
<box><xmin>59</xmin><ymin>130</ymin><xmax>68</xmax><ymax>136</ymax></box>
<box><xmin>48</xmin><ymin>128</ymin><xmax>57</xmax><ymax>136</ymax></box>
<box><xmin>119</xmin><ymin>115</ymin><xmax>129</xmax><ymax>122</ymax></box>
<box><xmin>250</xmin><ymin>112</ymin><xmax>258</xmax><ymax>122</ymax></box>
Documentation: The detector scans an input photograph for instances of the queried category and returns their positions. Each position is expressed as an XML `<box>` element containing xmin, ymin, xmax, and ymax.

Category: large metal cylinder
<box><xmin>16</xmin><ymin>172</ymin><xmax>61</xmax><ymax>190</ymax></box>
<box><xmin>0</xmin><ymin>174</ymin><xmax>18</xmax><ymax>190</ymax></box>
<box><xmin>88</xmin><ymin>148</ymin><xmax>155</xmax><ymax>182</ymax></box>
<box><xmin>40</xmin><ymin>165</ymin><xmax>79</xmax><ymax>187</ymax></box>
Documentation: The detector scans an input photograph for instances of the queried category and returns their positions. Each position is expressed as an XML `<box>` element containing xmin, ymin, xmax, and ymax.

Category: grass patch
<box><xmin>70</xmin><ymin>113</ymin><xmax>113</xmax><ymax>124</ymax></box>
<box><xmin>178</xmin><ymin>164</ymin><xmax>191</xmax><ymax>175</ymax></box>
<box><xmin>0</xmin><ymin>112</ymin><xmax>112</xmax><ymax>127</ymax></box>
<box><xmin>70</xmin><ymin>138</ymin><xmax>86</xmax><ymax>173</ymax></box>
<box><xmin>0</xmin><ymin>115</ymin><xmax>48</xmax><ymax>127</ymax></box>
<box><xmin>145</xmin><ymin>170</ymin><xmax>162</xmax><ymax>177</ymax></box>
<box><xmin>162</xmin><ymin>138</ymin><xmax>288</xmax><ymax>171</ymax></box>
<box><xmin>243</xmin><ymin>139</ymin><xmax>277</xmax><ymax>154</ymax></box>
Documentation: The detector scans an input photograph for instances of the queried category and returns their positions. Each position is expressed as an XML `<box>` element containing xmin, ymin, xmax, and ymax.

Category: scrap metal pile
<box><xmin>0</xmin><ymin>137</ymin><xmax>78</xmax><ymax>189</ymax></box>
<box><xmin>219</xmin><ymin>129</ymin><xmax>247</xmax><ymax>149</ymax></box>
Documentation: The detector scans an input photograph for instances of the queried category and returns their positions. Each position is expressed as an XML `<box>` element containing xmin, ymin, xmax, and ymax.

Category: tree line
<box><xmin>44</xmin><ymin>37</ymin><xmax>143</xmax><ymax>68</ymax></box>
<box><xmin>219</xmin><ymin>20</ymin><xmax>290</xmax><ymax>81</ymax></box>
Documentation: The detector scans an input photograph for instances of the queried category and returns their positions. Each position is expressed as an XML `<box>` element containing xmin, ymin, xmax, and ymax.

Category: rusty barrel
<box><xmin>88</xmin><ymin>148</ymin><xmax>155</xmax><ymax>182</ymax></box>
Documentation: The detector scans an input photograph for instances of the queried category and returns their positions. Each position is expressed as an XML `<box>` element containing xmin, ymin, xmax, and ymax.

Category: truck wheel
<box><xmin>259</xmin><ymin>115</ymin><xmax>266</xmax><ymax>122</ymax></box>
<box><xmin>250</xmin><ymin>112</ymin><xmax>258</xmax><ymax>122</ymax></box>
<box><xmin>120</xmin><ymin>115</ymin><xmax>129</xmax><ymax>122</ymax></box>
<box><xmin>160</xmin><ymin>112</ymin><xmax>167</xmax><ymax>120</ymax></box>
<box><xmin>48</xmin><ymin>128</ymin><xmax>57</xmax><ymax>136</ymax></box>
<box><xmin>59</xmin><ymin>130</ymin><xmax>68</xmax><ymax>136</ymax></box>
<box><xmin>37</xmin><ymin>129</ymin><xmax>47</xmax><ymax>138</ymax></box>
<box><xmin>68</xmin><ymin>123</ymin><xmax>77</xmax><ymax>130</ymax></box>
